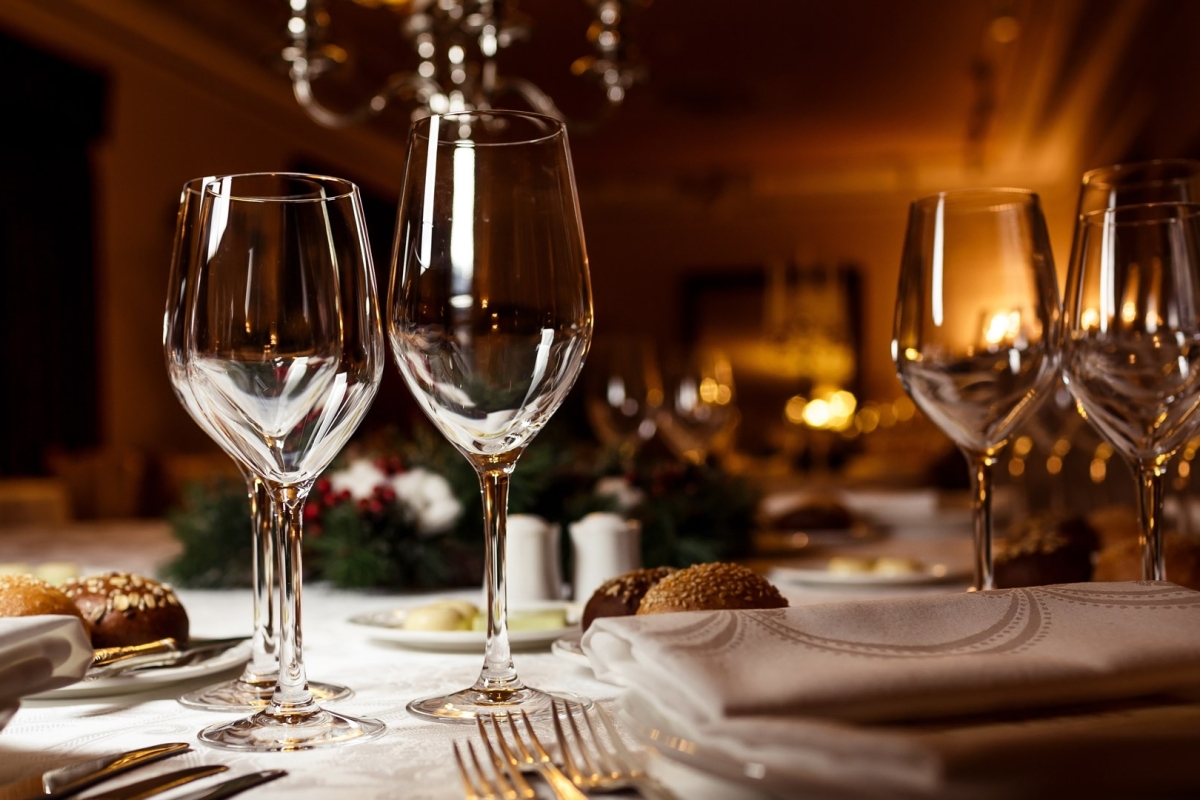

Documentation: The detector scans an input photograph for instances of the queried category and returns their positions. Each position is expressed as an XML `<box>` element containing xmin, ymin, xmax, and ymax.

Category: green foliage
<box><xmin>165</xmin><ymin>427</ymin><xmax>760</xmax><ymax>590</ymax></box>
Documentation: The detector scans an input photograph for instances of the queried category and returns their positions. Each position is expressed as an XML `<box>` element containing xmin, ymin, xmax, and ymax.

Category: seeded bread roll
<box><xmin>0</xmin><ymin>574</ymin><xmax>89</xmax><ymax>631</ymax></box>
<box><xmin>64</xmin><ymin>572</ymin><xmax>189</xmax><ymax>648</ymax></box>
<box><xmin>582</xmin><ymin>567</ymin><xmax>677</xmax><ymax>631</ymax></box>
<box><xmin>637</xmin><ymin>562</ymin><xmax>788</xmax><ymax>615</ymax></box>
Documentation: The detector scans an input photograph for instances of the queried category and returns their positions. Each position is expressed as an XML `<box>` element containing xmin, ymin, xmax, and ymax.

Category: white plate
<box><xmin>550</xmin><ymin>631</ymin><xmax>589</xmax><ymax>668</ymax></box>
<box><xmin>349</xmin><ymin>603</ymin><xmax>578</xmax><ymax>652</ymax></box>
<box><xmin>770</xmin><ymin>561</ymin><xmax>969</xmax><ymax>587</ymax></box>
<box><xmin>28</xmin><ymin>640</ymin><xmax>252</xmax><ymax>700</ymax></box>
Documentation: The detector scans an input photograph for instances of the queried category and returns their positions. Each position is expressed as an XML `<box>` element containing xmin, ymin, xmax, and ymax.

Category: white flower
<box><xmin>594</xmin><ymin>476</ymin><xmax>646</xmax><ymax>513</ymax></box>
<box><xmin>391</xmin><ymin>468</ymin><xmax>463</xmax><ymax>535</ymax></box>
<box><xmin>328</xmin><ymin>459</ymin><xmax>388</xmax><ymax>500</ymax></box>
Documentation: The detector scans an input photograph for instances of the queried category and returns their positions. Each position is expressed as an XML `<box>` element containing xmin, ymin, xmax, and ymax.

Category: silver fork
<box><xmin>485</xmin><ymin>711</ymin><xmax>588</xmax><ymax>800</ymax></box>
<box><xmin>552</xmin><ymin>699</ymin><xmax>680</xmax><ymax>800</ymax></box>
<box><xmin>453</xmin><ymin>740</ymin><xmax>522</xmax><ymax>800</ymax></box>
<box><xmin>475</xmin><ymin>717</ymin><xmax>535</xmax><ymax>799</ymax></box>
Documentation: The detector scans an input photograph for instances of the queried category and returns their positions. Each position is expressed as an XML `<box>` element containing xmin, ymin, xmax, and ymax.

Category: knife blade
<box><xmin>169</xmin><ymin>770</ymin><xmax>286</xmax><ymax>800</ymax></box>
<box><xmin>0</xmin><ymin>742</ymin><xmax>190</xmax><ymax>800</ymax></box>
<box><xmin>84</xmin><ymin>766</ymin><xmax>228</xmax><ymax>800</ymax></box>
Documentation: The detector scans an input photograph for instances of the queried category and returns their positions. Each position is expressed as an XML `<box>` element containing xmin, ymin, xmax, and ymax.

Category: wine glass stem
<box><xmin>966</xmin><ymin>451</ymin><xmax>997</xmax><ymax>591</ymax></box>
<box><xmin>267</xmin><ymin>483</ymin><xmax>318</xmax><ymax>717</ymax></box>
<box><xmin>1135</xmin><ymin>463</ymin><xmax>1167</xmax><ymax>581</ymax></box>
<box><xmin>241</xmin><ymin>474</ymin><xmax>278</xmax><ymax>684</ymax></box>
<box><xmin>474</xmin><ymin>464</ymin><xmax>521</xmax><ymax>695</ymax></box>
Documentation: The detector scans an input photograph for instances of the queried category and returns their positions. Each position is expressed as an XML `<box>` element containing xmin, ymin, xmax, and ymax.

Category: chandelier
<box><xmin>282</xmin><ymin>0</ymin><xmax>645</xmax><ymax>129</ymax></box>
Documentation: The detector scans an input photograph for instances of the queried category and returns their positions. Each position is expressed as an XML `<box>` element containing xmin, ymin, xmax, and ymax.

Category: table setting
<box><xmin>5</xmin><ymin>110</ymin><xmax>1200</xmax><ymax>800</ymax></box>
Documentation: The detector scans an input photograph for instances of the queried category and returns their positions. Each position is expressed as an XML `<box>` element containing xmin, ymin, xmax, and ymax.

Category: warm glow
<box><xmin>1008</xmin><ymin>458</ymin><xmax>1025</xmax><ymax>477</ymax></box>
<box><xmin>983</xmin><ymin>310</ymin><xmax>1021</xmax><ymax>346</ymax></box>
<box><xmin>1046</xmin><ymin>455</ymin><xmax>1063</xmax><ymax>475</ymax></box>
<box><xmin>802</xmin><ymin>398</ymin><xmax>832</xmax><ymax>428</ymax></box>
<box><xmin>1080</xmin><ymin>308</ymin><xmax>1100</xmax><ymax>330</ymax></box>
<box><xmin>1013</xmin><ymin>435</ymin><xmax>1033</xmax><ymax>457</ymax></box>
<box><xmin>784</xmin><ymin>395</ymin><xmax>807</xmax><ymax>425</ymax></box>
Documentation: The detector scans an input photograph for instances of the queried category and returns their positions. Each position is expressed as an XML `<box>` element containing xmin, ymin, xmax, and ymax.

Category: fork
<box><xmin>552</xmin><ymin>699</ymin><xmax>680</xmax><ymax>800</ymax></box>
<box><xmin>453</xmin><ymin>739</ymin><xmax>526</xmax><ymax>800</ymax></box>
<box><xmin>482</xmin><ymin>712</ymin><xmax>587</xmax><ymax>800</ymax></box>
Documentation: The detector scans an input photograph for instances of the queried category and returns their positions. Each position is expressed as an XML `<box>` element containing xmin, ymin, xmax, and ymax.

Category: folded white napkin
<box><xmin>584</xmin><ymin>582</ymin><xmax>1200</xmax><ymax>795</ymax></box>
<box><xmin>0</xmin><ymin>615</ymin><xmax>92</xmax><ymax>714</ymax></box>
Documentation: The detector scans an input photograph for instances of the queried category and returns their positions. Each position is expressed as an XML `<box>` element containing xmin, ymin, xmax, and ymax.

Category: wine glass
<box><xmin>656</xmin><ymin>349</ymin><xmax>738</xmax><ymax>465</ymax></box>
<box><xmin>584</xmin><ymin>336</ymin><xmax>663</xmax><ymax>462</ymax></box>
<box><xmin>164</xmin><ymin>177</ymin><xmax>352</xmax><ymax>712</ymax></box>
<box><xmin>893</xmin><ymin>189</ymin><xmax>1061</xmax><ymax>591</ymax></box>
<box><xmin>183</xmin><ymin>173</ymin><xmax>384</xmax><ymax>750</ymax></box>
<box><xmin>1063</xmin><ymin>203</ymin><xmax>1200</xmax><ymax>581</ymax></box>
<box><xmin>387</xmin><ymin>110</ymin><xmax>593</xmax><ymax>722</ymax></box>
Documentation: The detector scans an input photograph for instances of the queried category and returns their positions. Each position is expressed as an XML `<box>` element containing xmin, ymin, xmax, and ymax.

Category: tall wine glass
<box><xmin>893</xmin><ymin>189</ymin><xmax>1061</xmax><ymax>591</ymax></box>
<box><xmin>1063</xmin><ymin>203</ymin><xmax>1200</xmax><ymax>581</ymax></box>
<box><xmin>164</xmin><ymin>177</ymin><xmax>351</xmax><ymax>711</ymax></box>
<box><xmin>656</xmin><ymin>349</ymin><xmax>738</xmax><ymax>465</ymax></box>
<box><xmin>388</xmin><ymin>110</ymin><xmax>593</xmax><ymax>722</ymax></box>
<box><xmin>585</xmin><ymin>336</ymin><xmax>663</xmax><ymax>463</ymax></box>
<box><xmin>183</xmin><ymin>173</ymin><xmax>384</xmax><ymax>750</ymax></box>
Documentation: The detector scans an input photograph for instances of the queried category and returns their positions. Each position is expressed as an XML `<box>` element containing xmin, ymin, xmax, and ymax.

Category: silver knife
<box><xmin>169</xmin><ymin>770</ymin><xmax>286</xmax><ymax>800</ymax></box>
<box><xmin>84</xmin><ymin>766</ymin><xmax>228</xmax><ymax>800</ymax></box>
<box><xmin>0</xmin><ymin>742</ymin><xmax>190</xmax><ymax>800</ymax></box>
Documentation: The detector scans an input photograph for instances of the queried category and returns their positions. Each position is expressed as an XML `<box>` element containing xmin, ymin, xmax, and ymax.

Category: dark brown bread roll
<box><xmin>0</xmin><ymin>574</ymin><xmax>88</xmax><ymax>631</ymax></box>
<box><xmin>637</xmin><ymin>562</ymin><xmax>788</xmax><ymax>615</ymax></box>
<box><xmin>63</xmin><ymin>572</ymin><xmax>189</xmax><ymax>648</ymax></box>
<box><xmin>582</xmin><ymin>567</ymin><xmax>676</xmax><ymax>631</ymax></box>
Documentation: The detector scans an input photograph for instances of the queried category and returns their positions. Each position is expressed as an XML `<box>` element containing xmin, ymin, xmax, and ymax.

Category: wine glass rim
<box><xmin>910</xmin><ymin>187</ymin><xmax>1039</xmax><ymax>208</ymax></box>
<box><xmin>1081</xmin><ymin>158</ymin><xmax>1200</xmax><ymax>189</ymax></box>
<box><xmin>184</xmin><ymin>172</ymin><xmax>359</xmax><ymax>203</ymax></box>
<box><xmin>1080</xmin><ymin>201</ymin><xmax>1200</xmax><ymax>226</ymax></box>
<box><xmin>409</xmin><ymin>109</ymin><xmax>566</xmax><ymax>146</ymax></box>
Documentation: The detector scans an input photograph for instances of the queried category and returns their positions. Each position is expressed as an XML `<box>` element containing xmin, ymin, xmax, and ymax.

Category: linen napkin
<box><xmin>584</xmin><ymin>582</ymin><xmax>1200</xmax><ymax>796</ymax></box>
<box><xmin>0</xmin><ymin>615</ymin><xmax>92</xmax><ymax>721</ymax></box>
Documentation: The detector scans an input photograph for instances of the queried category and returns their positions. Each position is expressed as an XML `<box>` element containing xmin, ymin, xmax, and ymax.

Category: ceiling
<box><xmin>9</xmin><ymin>0</ymin><xmax>1200</xmax><ymax>201</ymax></box>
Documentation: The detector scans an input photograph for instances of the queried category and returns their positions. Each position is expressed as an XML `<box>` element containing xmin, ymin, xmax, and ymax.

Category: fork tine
<box><xmin>575</xmin><ymin>701</ymin><xmax>622</xmax><ymax>779</ymax></box>
<box><xmin>468</xmin><ymin>739</ymin><xmax>507</xmax><ymax>800</ymax></box>
<box><xmin>550</xmin><ymin>699</ymin><xmax>586</xmax><ymax>785</ymax></box>
<box><xmin>453</xmin><ymin>741</ymin><xmax>484</xmax><ymax>800</ymax></box>
<box><xmin>561</xmin><ymin>700</ymin><xmax>604</xmax><ymax>778</ymax></box>
<box><xmin>591</xmin><ymin>702</ymin><xmax>642</xmax><ymax>774</ymax></box>
<box><xmin>480</xmin><ymin>716</ymin><xmax>536</xmax><ymax>800</ymax></box>
<box><xmin>475</xmin><ymin>718</ymin><xmax>519</xmax><ymax>800</ymax></box>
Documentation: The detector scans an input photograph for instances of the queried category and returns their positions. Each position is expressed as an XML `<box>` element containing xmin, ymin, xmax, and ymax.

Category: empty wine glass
<box><xmin>893</xmin><ymin>189</ymin><xmax>1061</xmax><ymax>591</ymax></box>
<box><xmin>584</xmin><ymin>336</ymin><xmax>663</xmax><ymax>462</ymax></box>
<box><xmin>388</xmin><ymin>110</ymin><xmax>592</xmax><ymax>722</ymax></box>
<box><xmin>657</xmin><ymin>349</ymin><xmax>738</xmax><ymax>465</ymax></box>
<box><xmin>183</xmin><ymin>173</ymin><xmax>384</xmax><ymax>750</ymax></box>
<box><xmin>1063</xmin><ymin>203</ymin><xmax>1200</xmax><ymax>580</ymax></box>
<box><xmin>164</xmin><ymin>177</ymin><xmax>351</xmax><ymax>712</ymax></box>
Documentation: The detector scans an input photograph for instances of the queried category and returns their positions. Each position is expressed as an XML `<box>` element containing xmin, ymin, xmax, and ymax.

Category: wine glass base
<box><xmin>407</xmin><ymin>687</ymin><xmax>591</xmax><ymax>724</ymax></box>
<box><xmin>197</xmin><ymin>708</ymin><xmax>385</xmax><ymax>751</ymax></box>
<box><xmin>179</xmin><ymin>679</ymin><xmax>353</xmax><ymax>712</ymax></box>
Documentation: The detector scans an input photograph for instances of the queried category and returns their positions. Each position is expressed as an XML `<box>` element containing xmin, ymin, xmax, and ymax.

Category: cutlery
<box><xmin>85</xmin><ymin>766</ymin><xmax>227</xmax><ymax>800</ymax></box>
<box><xmin>453</xmin><ymin>741</ymin><xmax>526</xmax><ymax>800</ymax></box>
<box><xmin>481</xmin><ymin>713</ymin><xmax>587</xmax><ymax>800</ymax></box>
<box><xmin>168</xmin><ymin>770</ymin><xmax>286</xmax><ymax>800</ymax></box>
<box><xmin>88</xmin><ymin>637</ymin><xmax>249</xmax><ymax>679</ymax></box>
<box><xmin>552</xmin><ymin>700</ymin><xmax>679</xmax><ymax>800</ymax></box>
<box><xmin>471</xmin><ymin>719</ymin><xmax>534</xmax><ymax>799</ymax></box>
<box><xmin>0</xmin><ymin>742</ymin><xmax>189</xmax><ymax>800</ymax></box>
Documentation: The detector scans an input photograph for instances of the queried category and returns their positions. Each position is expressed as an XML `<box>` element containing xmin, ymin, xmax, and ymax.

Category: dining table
<box><xmin>2</xmin><ymin>518</ymin><xmax>865</xmax><ymax>800</ymax></box>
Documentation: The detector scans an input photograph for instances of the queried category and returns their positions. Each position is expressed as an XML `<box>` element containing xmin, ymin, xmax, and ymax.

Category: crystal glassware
<box><xmin>656</xmin><ymin>349</ymin><xmax>738</xmax><ymax>466</ymax></box>
<box><xmin>893</xmin><ymin>189</ymin><xmax>1061</xmax><ymax>591</ymax></box>
<box><xmin>1063</xmin><ymin>202</ymin><xmax>1200</xmax><ymax>580</ymax></box>
<box><xmin>584</xmin><ymin>336</ymin><xmax>663</xmax><ymax>463</ymax></box>
<box><xmin>164</xmin><ymin>177</ymin><xmax>351</xmax><ymax>712</ymax></box>
<box><xmin>182</xmin><ymin>173</ymin><xmax>384</xmax><ymax>750</ymax></box>
<box><xmin>387</xmin><ymin>110</ymin><xmax>593</xmax><ymax>722</ymax></box>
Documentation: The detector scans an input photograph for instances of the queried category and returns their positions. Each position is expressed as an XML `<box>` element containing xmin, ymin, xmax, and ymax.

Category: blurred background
<box><xmin>3</xmin><ymin>0</ymin><xmax>1200</xmax><ymax>521</ymax></box>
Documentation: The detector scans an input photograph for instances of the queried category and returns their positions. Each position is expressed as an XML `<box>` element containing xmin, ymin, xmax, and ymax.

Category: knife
<box><xmin>84</xmin><ymin>766</ymin><xmax>228</xmax><ymax>800</ymax></box>
<box><xmin>88</xmin><ymin>637</ymin><xmax>249</xmax><ymax>680</ymax></box>
<box><xmin>168</xmin><ymin>770</ymin><xmax>286</xmax><ymax>800</ymax></box>
<box><xmin>0</xmin><ymin>742</ymin><xmax>189</xmax><ymax>800</ymax></box>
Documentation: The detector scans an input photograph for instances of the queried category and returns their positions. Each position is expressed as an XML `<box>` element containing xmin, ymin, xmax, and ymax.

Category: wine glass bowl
<box><xmin>657</xmin><ymin>349</ymin><xmax>738</xmax><ymax>466</ymax></box>
<box><xmin>584</xmin><ymin>336</ymin><xmax>663</xmax><ymax>460</ymax></box>
<box><xmin>388</xmin><ymin>110</ymin><xmax>593</xmax><ymax>721</ymax></box>
<box><xmin>893</xmin><ymin>189</ymin><xmax>1061</xmax><ymax>590</ymax></box>
<box><xmin>164</xmin><ymin>177</ymin><xmax>351</xmax><ymax>711</ymax></box>
<box><xmin>1063</xmin><ymin>202</ymin><xmax>1200</xmax><ymax>580</ymax></box>
<box><xmin>182</xmin><ymin>173</ymin><xmax>384</xmax><ymax>749</ymax></box>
